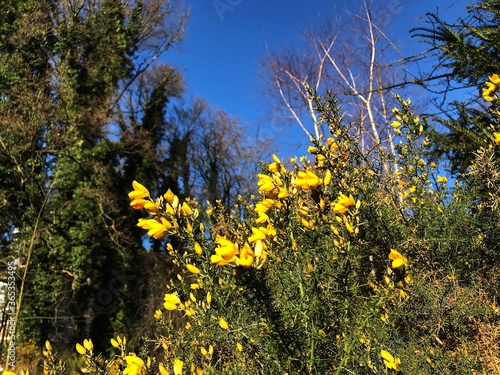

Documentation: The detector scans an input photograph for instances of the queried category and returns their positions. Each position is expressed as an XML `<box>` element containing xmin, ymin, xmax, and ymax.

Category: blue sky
<box><xmin>165</xmin><ymin>0</ymin><xmax>470</xmax><ymax>156</ymax></box>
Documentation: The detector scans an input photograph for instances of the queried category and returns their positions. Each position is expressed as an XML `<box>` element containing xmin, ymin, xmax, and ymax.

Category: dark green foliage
<box><xmin>0</xmin><ymin>0</ymin><xmax>260</xmax><ymax>353</ymax></box>
<box><xmin>0</xmin><ymin>0</ymin><xmax>186</xmax><ymax>349</ymax></box>
<box><xmin>412</xmin><ymin>0</ymin><xmax>500</xmax><ymax>174</ymax></box>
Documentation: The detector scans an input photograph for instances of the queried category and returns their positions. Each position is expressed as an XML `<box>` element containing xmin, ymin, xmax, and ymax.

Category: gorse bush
<box><xmin>6</xmin><ymin>86</ymin><xmax>500</xmax><ymax>374</ymax></box>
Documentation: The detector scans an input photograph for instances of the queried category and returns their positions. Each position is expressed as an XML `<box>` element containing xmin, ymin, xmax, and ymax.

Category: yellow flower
<box><xmin>380</xmin><ymin>350</ymin><xmax>401</xmax><ymax>371</ymax></box>
<box><xmin>3</xmin><ymin>372</ymin><xmax>17</xmax><ymax>375</ymax></box>
<box><xmin>164</xmin><ymin>189</ymin><xmax>176</xmax><ymax>204</ymax></box>
<box><xmin>493</xmin><ymin>132</ymin><xmax>500</xmax><ymax>145</ymax></box>
<box><xmin>130</xmin><ymin>199</ymin><xmax>149</xmax><ymax>210</ymax></box>
<box><xmin>337</xmin><ymin>193</ymin><xmax>355</xmax><ymax>208</ymax></box>
<box><xmin>128</xmin><ymin>181</ymin><xmax>150</xmax><ymax>200</ymax></box>
<box><xmin>237</xmin><ymin>242</ymin><xmax>254</xmax><ymax>267</ymax></box>
<box><xmin>268</xmin><ymin>154</ymin><xmax>284</xmax><ymax>173</ymax></box>
<box><xmin>218</xmin><ymin>317</ymin><xmax>229</xmax><ymax>330</ymax></box>
<box><xmin>154</xmin><ymin>309</ymin><xmax>162</xmax><ymax>319</ymax></box>
<box><xmin>248</xmin><ymin>227</ymin><xmax>266</xmax><ymax>243</ymax></box>
<box><xmin>323</xmin><ymin>170</ymin><xmax>332</xmax><ymax>186</ymax></box>
<box><xmin>389</xmin><ymin>249</ymin><xmax>407</xmax><ymax>270</ymax></box>
<box><xmin>76</xmin><ymin>343</ymin><xmax>86</xmax><ymax>355</ymax></box>
<box><xmin>380</xmin><ymin>312</ymin><xmax>389</xmax><ymax>323</ymax></box>
<box><xmin>200</xmin><ymin>345</ymin><xmax>208</xmax><ymax>356</ymax></box>
<box><xmin>437</xmin><ymin>175</ymin><xmax>447</xmax><ymax>183</ymax></box>
<box><xmin>485</xmin><ymin>81</ymin><xmax>496</xmax><ymax>91</ymax></box>
<box><xmin>144</xmin><ymin>201</ymin><xmax>159</xmax><ymax>213</ymax></box>
<box><xmin>294</xmin><ymin>170</ymin><xmax>322</xmax><ymax>190</ymax></box>
<box><xmin>264</xmin><ymin>223</ymin><xmax>276</xmax><ymax>237</ymax></box>
<box><xmin>211</xmin><ymin>237</ymin><xmax>238</xmax><ymax>265</ymax></box>
<box><xmin>257</xmin><ymin>174</ymin><xmax>278</xmax><ymax>195</ymax></box>
<box><xmin>332</xmin><ymin>193</ymin><xmax>356</xmax><ymax>215</ymax></box>
<box><xmin>45</xmin><ymin>340</ymin><xmax>52</xmax><ymax>352</ymax></box>
<box><xmin>186</xmin><ymin>264</ymin><xmax>201</xmax><ymax>275</ymax></box>
<box><xmin>278</xmin><ymin>187</ymin><xmax>288</xmax><ymax>199</ymax></box>
<box><xmin>209</xmin><ymin>255</ymin><xmax>230</xmax><ymax>266</ymax></box>
<box><xmin>124</xmin><ymin>355</ymin><xmax>145</xmax><ymax>375</ymax></box>
<box><xmin>255</xmin><ymin>212</ymin><xmax>269</xmax><ymax>224</ymax></box>
<box><xmin>344</xmin><ymin>220</ymin><xmax>354</xmax><ymax>234</ymax></box>
<box><xmin>254</xmin><ymin>199</ymin><xmax>274</xmax><ymax>213</ymax></box>
<box><xmin>181</xmin><ymin>202</ymin><xmax>193</xmax><ymax>217</ymax></box>
<box><xmin>159</xmin><ymin>363</ymin><xmax>170</xmax><ymax>375</ymax></box>
<box><xmin>490</xmin><ymin>73</ymin><xmax>500</xmax><ymax>85</ymax></box>
<box><xmin>194</xmin><ymin>242</ymin><xmax>203</xmax><ymax>255</ymax></box>
<box><xmin>83</xmin><ymin>338</ymin><xmax>93</xmax><ymax>351</ymax></box>
<box><xmin>391</xmin><ymin>121</ymin><xmax>401</xmax><ymax>128</ymax></box>
<box><xmin>332</xmin><ymin>203</ymin><xmax>348</xmax><ymax>215</ymax></box>
<box><xmin>164</xmin><ymin>293</ymin><xmax>181</xmax><ymax>310</ymax></box>
<box><xmin>173</xmin><ymin>359</ymin><xmax>184</xmax><ymax>375</ymax></box>
<box><xmin>483</xmin><ymin>80</ymin><xmax>497</xmax><ymax>101</ymax></box>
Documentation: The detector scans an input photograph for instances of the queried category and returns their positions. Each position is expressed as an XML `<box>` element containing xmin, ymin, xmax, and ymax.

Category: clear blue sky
<box><xmin>165</xmin><ymin>0</ymin><xmax>470</xmax><ymax>156</ymax></box>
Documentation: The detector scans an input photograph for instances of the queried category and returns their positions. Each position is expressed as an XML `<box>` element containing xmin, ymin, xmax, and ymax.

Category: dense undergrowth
<box><xmin>4</xmin><ymin>84</ymin><xmax>500</xmax><ymax>374</ymax></box>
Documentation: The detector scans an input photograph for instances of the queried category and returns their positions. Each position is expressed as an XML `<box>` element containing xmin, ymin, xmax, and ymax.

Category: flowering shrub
<box><xmin>6</xmin><ymin>91</ymin><xmax>500</xmax><ymax>374</ymax></box>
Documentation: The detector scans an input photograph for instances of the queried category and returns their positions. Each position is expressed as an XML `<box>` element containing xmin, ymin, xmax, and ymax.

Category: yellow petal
<box><xmin>164</xmin><ymin>189</ymin><xmax>176</xmax><ymax>204</ymax></box>
<box><xmin>144</xmin><ymin>201</ymin><xmax>159</xmax><ymax>213</ymax></box>
<box><xmin>381</xmin><ymin>349</ymin><xmax>395</xmax><ymax>363</ymax></box>
<box><xmin>159</xmin><ymin>363</ymin><xmax>170</xmax><ymax>375</ymax></box>
<box><xmin>130</xmin><ymin>199</ymin><xmax>149</xmax><ymax>209</ymax></box>
<box><xmin>489</xmin><ymin>73</ymin><xmax>500</xmax><ymax>85</ymax></box>
<box><xmin>194</xmin><ymin>242</ymin><xmax>203</xmax><ymax>255</ymax></box>
<box><xmin>186</xmin><ymin>264</ymin><xmax>201</xmax><ymax>275</ymax></box>
<box><xmin>323</xmin><ymin>170</ymin><xmax>332</xmax><ymax>186</ymax></box>
<box><xmin>493</xmin><ymin>132</ymin><xmax>500</xmax><ymax>145</ymax></box>
<box><xmin>83</xmin><ymin>338</ymin><xmax>93</xmax><ymax>351</ymax></box>
<box><xmin>333</xmin><ymin>203</ymin><xmax>348</xmax><ymax>215</ymax></box>
<box><xmin>129</xmin><ymin>181</ymin><xmax>150</xmax><ymax>199</ymax></box>
<box><xmin>173</xmin><ymin>358</ymin><xmax>184</xmax><ymax>375</ymax></box>
<box><xmin>218</xmin><ymin>317</ymin><xmax>229</xmax><ymax>330</ymax></box>
<box><xmin>392</xmin><ymin>258</ymin><xmax>405</xmax><ymax>269</ymax></box>
<box><xmin>389</xmin><ymin>249</ymin><xmax>402</xmax><ymax>260</ymax></box>
<box><xmin>76</xmin><ymin>343</ymin><xmax>86</xmax><ymax>355</ymax></box>
<box><xmin>181</xmin><ymin>202</ymin><xmax>193</xmax><ymax>216</ymax></box>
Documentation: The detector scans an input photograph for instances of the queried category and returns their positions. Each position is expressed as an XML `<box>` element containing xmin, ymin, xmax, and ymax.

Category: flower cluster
<box><xmin>482</xmin><ymin>73</ymin><xmax>500</xmax><ymax>102</ymax></box>
<box><xmin>73</xmin><ymin>336</ymin><xmax>187</xmax><ymax>375</ymax></box>
<box><xmin>381</xmin><ymin>349</ymin><xmax>401</xmax><ymax>372</ymax></box>
<box><xmin>128</xmin><ymin>181</ymin><xmax>198</xmax><ymax>239</ymax></box>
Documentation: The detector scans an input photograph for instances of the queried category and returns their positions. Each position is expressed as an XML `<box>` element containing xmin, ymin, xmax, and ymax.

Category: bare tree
<box><xmin>265</xmin><ymin>0</ymin><xmax>419</xmax><ymax>168</ymax></box>
<box><xmin>168</xmin><ymin>99</ymin><xmax>266</xmax><ymax>208</ymax></box>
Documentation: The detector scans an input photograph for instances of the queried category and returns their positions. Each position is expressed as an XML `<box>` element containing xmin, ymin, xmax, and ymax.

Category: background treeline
<box><xmin>0</xmin><ymin>0</ymin><xmax>262</xmax><ymax>352</ymax></box>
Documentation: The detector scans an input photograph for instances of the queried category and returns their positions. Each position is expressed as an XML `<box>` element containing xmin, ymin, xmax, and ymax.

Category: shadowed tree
<box><xmin>0</xmin><ymin>0</ymin><xmax>187</xmax><ymax>348</ymax></box>
<box><xmin>411</xmin><ymin>0</ymin><xmax>500</xmax><ymax>174</ymax></box>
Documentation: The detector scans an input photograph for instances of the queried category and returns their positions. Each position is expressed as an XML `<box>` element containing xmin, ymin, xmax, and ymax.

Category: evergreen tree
<box><xmin>412</xmin><ymin>0</ymin><xmax>500</xmax><ymax>173</ymax></box>
<box><xmin>0</xmin><ymin>0</ymin><xmax>187</xmax><ymax>348</ymax></box>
